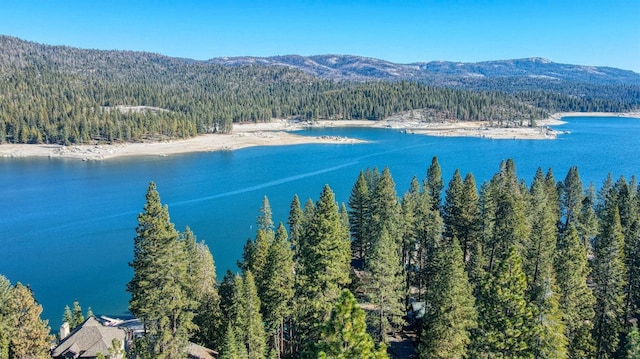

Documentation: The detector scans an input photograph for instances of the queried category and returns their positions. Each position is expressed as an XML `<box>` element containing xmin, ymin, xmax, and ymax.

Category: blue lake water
<box><xmin>0</xmin><ymin>116</ymin><xmax>639</xmax><ymax>330</ymax></box>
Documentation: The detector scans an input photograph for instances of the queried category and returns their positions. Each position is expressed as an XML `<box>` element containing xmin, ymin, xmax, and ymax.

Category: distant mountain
<box><xmin>208</xmin><ymin>55</ymin><xmax>640</xmax><ymax>86</ymax></box>
<box><xmin>0</xmin><ymin>35</ymin><xmax>638</xmax><ymax>145</ymax></box>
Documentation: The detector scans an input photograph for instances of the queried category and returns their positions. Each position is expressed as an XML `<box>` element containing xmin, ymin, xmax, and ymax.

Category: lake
<box><xmin>1</xmin><ymin>116</ymin><xmax>639</xmax><ymax>331</ymax></box>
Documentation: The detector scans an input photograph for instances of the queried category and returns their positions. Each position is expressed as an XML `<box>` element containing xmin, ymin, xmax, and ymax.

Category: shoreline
<box><xmin>1</xmin><ymin>112</ymin><xmax>638</xmax><ymax>161</ymax></box>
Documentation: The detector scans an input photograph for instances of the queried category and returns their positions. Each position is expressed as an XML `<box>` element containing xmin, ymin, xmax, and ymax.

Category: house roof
<box><xmin>52</xmin><ymin>317</ymin><xmax>126</xmax><ymax>358</ymax></box>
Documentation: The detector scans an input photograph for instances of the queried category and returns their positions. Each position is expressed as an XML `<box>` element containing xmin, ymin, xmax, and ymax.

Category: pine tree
<box><xmin>348</xmin><ymin>171</ymin><xmax>370</xmax><ymax>261</ymax></box>
<box><xmin>220</xmin><ymin>323</ymin><xmax>242</xmax><ymax>359</ymax></box>
<box><xmin>5</xmin><ymin>283</ymin><xmax>52</xmax><ymax>359</ymax></box>
<box><xmin>592</xmin><ymin>198</ymin><xmax>626</xmax><ymax>359</ymax></box>
<box><xmin>86</xmin><ymin>307</ymin><xmax>94</xmax><ymax>318</ymax></box>
<box><xmin>559</xmin><ymin>166</ymin><xmax>584</xmax><ymax>232</ymax></box>
<box><xmin>367</xmin><ymin>167</ymin><xmax>401</xmax><ymax>262</ymax></box>
<box><xmin>419</xmin><ymin>239</ymin><xmax>477</xmax><ymax>359</ymax></box>
<box><xmin>400</xmin><ymin>176</ymin><xmax>421</xmax><ymax>295</ymax></box>
<box><xmin>525</xmin><ymin>168</ymin><xmax>568</xmax><ymax>358</ymax></box>
<box><xmin>365</xmin><ymin>227</ymin><xmax>405</xmax><ymax>342</ymax></box>
<box><xmin>626</xmin><ymin>324</ymin><xmax>640</xmax><ymax>359</ymax></box>
<box><xmin>424</xmin><ymin>156</ymin><xmax>443</xmax><ymax>212</ymax></box>
<box><xmin>555</xmin><ymin>225</ymin><xmax>596</xmax><ymax>359</ymax></box>
<box><xmin>289</xmin><ymin>194</ymin><xmax>304</xmax><ymax>264</ymax></box>
<box><xmin>183</xmin><ymin>227</ymin><xmax>222</xmax><ymax>350</ymax></box>
<box><xmin>316</xmin><ymin>290</ymin><xmax>388</xmax><ymax>359</ymax></box>
<box><xmin>262</xmin><ymin>223</ymin><xmax>295</xmax><ymax>357</ymax></box>
<box><xmin>472</xmin><ymin>248</ymin><xmax>537</xmax><ymax>359</ymax></box>
<box><xmin>127</xmin><ymin>182</ymin><xmax>196</xmax><ymax>358</ymax></box>
<box><xmin>235</xmin><ymin>271</ymin><xmax>267</xmax><ymax>359</ymax></box>
<box><xmin>0</xmin><ymin>275</ymin><xmax>12</xmax><ymax>359</ymax></box>
<box><xmin>62</xmin><ymin>304</ymin><xmax>73</xmax><ymax>327</ymax></box>
<box><xmin>71</xmin><ymin>299</ymin><xmax>84</xmax><ymax>328</ymax></box>
<box><xmin>296</xmin><ymin>185</ymin><xmax>351</xmax><ymax>354</ymax></box>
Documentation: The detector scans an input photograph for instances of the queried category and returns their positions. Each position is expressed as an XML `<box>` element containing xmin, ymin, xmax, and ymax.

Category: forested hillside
<box><xmin>3</xmin><ymin>158</ymin><xmax>638</xmax><ymax>358</ymax></box>
<box><xmin>1</xmin><ymin>36</ymin><xmax>638</xmax><ymax>145</ymax></box>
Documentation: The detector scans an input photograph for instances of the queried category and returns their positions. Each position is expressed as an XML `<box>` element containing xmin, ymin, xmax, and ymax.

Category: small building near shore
<box><xmin>51</xmin><ymin>316</ymin><xmax>126</xmax><ymax>359</ymax></box>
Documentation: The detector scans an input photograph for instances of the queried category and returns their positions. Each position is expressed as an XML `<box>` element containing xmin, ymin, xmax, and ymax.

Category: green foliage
<box><xmin>296</xmin><ymin>185</ymin><xmax>352</xmax><ymax>353</ymax></box>
<box><xmin>472</xmin><ymin>248</ymin><xmax>537</xmax><ymax>359</ymax></box>
<box><xmin>262</xmin><ymin>223</ymin><xmax>295</xmax><ymax>356</ymax></box>
<box><xmin>627</xmin><ymin>324</ymin><xmax>640</xmax><ymax>359</ymax></box>
<box><xmin>555</xmin><ymin>225</ymin><xmax>596</xmax><ymax>359</ymax></box>
<box><xmin>127</xmin><ymin>182</ymin><xmax>196</xmax><ymax>358</ymax></box>
<box><xmin>419</xmin><ymin>239</ymin><xmax>477</xmax><ymax>359</ymax></box>
<box><xmin>5</xmin><ymin>283</ymin><xmax>52</xmax><ymax>359</ymax></box>
<box><xmin>592</xmin><ymin>194</ymin><xmax>627</xmax><ymax>359</ymax></box>
<box><xmin>316</xmin><ymin>290</ymin><xmax>388</xmax><ymax>359</ymax></box>
<box><xmin>234</xmin><ymin>271</ymin><xmax>267</xmax><ymax>359</ymax></box>
<box><xmin>364</xmin><ymin>227</ymin><xmax>405</xmax><ymax>342</ymax></box>
<box><xmin>183</xmin><ymin>227</ymin><xmax>223</xmax><ymax>350</ymax></box>
<box><xmin>424</xmin><ymin>156</ymin><xmax>444</xmax><ymax>212</ymax></box>
<box><xmin>348</xmin><ymin>171</ymin><xmax>370</xmax><ymax>261</ymax></box>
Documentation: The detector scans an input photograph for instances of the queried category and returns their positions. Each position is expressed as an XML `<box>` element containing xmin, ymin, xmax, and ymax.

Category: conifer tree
<box><xmin>263</xmin><ymin>223</ymin><xmax>295</xmax><ymax>357</ymax></box>
<box><xmin>183</xmin><ymin>227</ymin><xmax>222</xmax><ymax>350</ymax></box>
<box><xmin>419</xmin><ymin>239</ymin><xmax>477</xmax><ymax>359</ymax></box>
<box><xmin>400</xmin><ymin>177</ymin><xmax>421</xmax><ymax>296</ymax></box>
<box><xmin>472</xmin><ymin>248</ymin><xmax>537</xmax><ymax>359</ymax></box>
<box><xmin>365</xmin><ymin>227</ymin><xmax>405</xmax><ymax>342</ymax></box>
<box><xmin>578</xmin><ymin>183</ymin><xmax>599</xmax><ymax>250</ymax></box>
<box><xmin>626</xmin><ymin>324</ymin><xmax>640</xmax><ymax>359</ymax></box>
<box><xmin>220</xmin><ymin>323</ymin><xmax>242</xmax><ymax>359</ymax></box>
<box><xmin>127</xmin><ymin>182</ymin><xmax>195</xmax><ymax>358</ymax></box>
<box><xmin>5</xmin><ymin>283</ymin><xmax>52</xmax><ymax>359</ymax></box>
<box><xmin>348</xmin><ymin>171</ymin><xmax>370</xmax><ymax>260</ymax></box>
<box><xmin>71</xmin><ymin>299</ymin><xmax>84</xmax><ymax>327</ymax></box>
<box><xmin>62</xmin><ymin>304</ymin><xmax>73</xmax><ymax>327</ymax></box>
<box><xmin>296</xmin><ymin>185</ymin><xmax>351</xmax><ymax>353</ymax></box>
<box><xmin>592</xmin><ymin>199</ymin><xmax>626</xmax><ymax>359</ymax></box>
<box><xmin>555</xmin><ymin>225</ymin><xmax>596</xmax><ymax>359</ymax></box>
<box><xmin>0</xmin><ymin>275</ymin><xmax>11</xmax><ymax>359</ymax></box>
<box><xmin>288</xmin><ymin>195</ymin><xmax>304</xmax><ymax>264</ymax></box>
<box><xmin>424</xmin><ymin>156</ymin><xmax>443</xmax><ymax>212</ymax></box>
<box><xmin>524</xmin><ymin>168</ymin><xmax>568</xmax><ymax>359</ymax></box>
<box><xmin>235</xmin><ymin>271</ymin><xmax>267</xmax><ymax>359</ymax></box>
<box><xmin>316</xmin><ymin>290</ymin><xmax>388</xmax><ymax>359</ymax></box>
<box><xmin>367</xmin><ymin>167</ymin><xmax>401</xmax><ymax>261</ymax></box>
<box><xmin>219</xmin><ymin>270</ymin><xmax>237</xmax><ymax>330</ymax></box>
<box><xmin>559</xmin><ymin>166</ymin><xmax>584</xmax><ymax>232</ymax></box>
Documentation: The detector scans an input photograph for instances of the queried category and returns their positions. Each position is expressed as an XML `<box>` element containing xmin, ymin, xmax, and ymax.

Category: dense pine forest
<box><xmin>2</xmin><ymin>158</ymin><xmax>639</xmax><ymax>358</ymax></box>
<box><xmin>1</xmin><ymin>35</ymin><xmax>639</xmax><ymax>145</ymax></box>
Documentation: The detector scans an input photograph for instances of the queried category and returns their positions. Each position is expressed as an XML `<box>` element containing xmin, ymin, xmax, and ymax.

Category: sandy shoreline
<box><xmin>1</xmin><ymin>112</ymin><xmax>638</xmax><ymax>161</ymax></box>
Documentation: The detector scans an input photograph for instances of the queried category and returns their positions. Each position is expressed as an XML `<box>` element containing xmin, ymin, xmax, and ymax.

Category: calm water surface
<box><xmin>1</xmin><ymin>116</ymin><xmax>639</xmax><ymax>329</ymax></box>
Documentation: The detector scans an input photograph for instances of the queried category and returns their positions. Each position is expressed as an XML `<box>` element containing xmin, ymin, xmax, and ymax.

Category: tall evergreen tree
<box><xmin>626</xmin><ymin>324</ymin><xmax>640</xmax><ymax>359</ymax></box>
<box><xmin>71</xmin><ymin>299</ymin><xmax>85</xmax><ymax>328</ymax></box>
<box><xmin>183</xmin><ymin>227</ymin><xmax>222</xmax><ymax>350</ymax></box>
<box><xmin>559</xmin><ymin>166</ymin><xmax>584</xmax><ymax>232</ymax></box>
<box><xmin>348</xmin><ymin>171</ymin><xmax>371</xmax><ymax>261</ymax></box>
<box><xmin>0</xmin><ymin>275</ymin><xmax>12</xmax><ymax>359</ymax></box>
<box><xmin>288</xmin><ymin>194</ymin><xmax>304</xmax><ymax>264</ymax></box>
<box><xmin>555</xmin><ymin>225</ymin><xmax>596</xmax><ymax>359</ymax></box>
<box><xmin>424</xmin><ymin>156</ymin><xmax>443</xmax><ymax>212</ymax></box>
<box><xmin>472</xmin><ymin>248</ymin><xmax>537</xmax><ymax>359</ymax></box>
<box><xmin>127</xmin><ymin>182</ymin><xmax>195</xmax><ymax>358</ymax></box>
<box><xmin>592</xmin><ymin>199</ymin><xmax>627</xmax><ymax>359</ymax></box>
<box><xmin>316</xmin><ymin>290</ymin><xmax>388</xmax><ymax>359</ymax></box>
<box><xmin>365</xmin><ymin>227</ymin><xmax>405</xmax><ymax>343</ymax></box>
<box><xmin>5</xmin><ymin>283</ymin><xmax>52</xmax><ymax>359</ymax></box>
<box><xmin>419</xmin><ymin>239</ymin><xmax>477</xmax><ymax>359</ymax></box>
<box><xmin>262</xmin><ymin>223</ymin><xmax>295</xmax><ymax>357</ymax></box>
<box><xmin>235</xmin><ymin>271</ymin><xmax>267</xmax><ymax>359</ymax></box>
<box><xmin>367</xmin><ymin>167</ymin><xmax>401</xmax><ymax>262</ymax></box>
<box><xmin>296</xmin><ymin>185</ymin><xmax>351</xmax><ymax>354</ymax></box>
<box><xmin>524</xmin><ymin>168</ymin><xmax>568</xmax><ymax>359</ymax></box>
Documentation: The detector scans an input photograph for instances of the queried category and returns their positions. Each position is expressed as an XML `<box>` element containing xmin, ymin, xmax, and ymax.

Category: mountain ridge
<box><xmin>1</xmin><ymin>35</ymin><xmax>638</xmax><ymax>86</ymax></box>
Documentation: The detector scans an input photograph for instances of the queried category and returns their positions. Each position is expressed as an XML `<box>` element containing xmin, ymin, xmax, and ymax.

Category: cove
<box><xmin>1</xmin><ymin>116</ymin><xmax>639</xmax><ymax>330</ymax></box>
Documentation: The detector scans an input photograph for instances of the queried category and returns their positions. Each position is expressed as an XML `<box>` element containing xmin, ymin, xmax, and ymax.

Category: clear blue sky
<box><xmin>1</xmin><ymin>0</ymin><xmax>638</xmax><ymax>72</ymax></box>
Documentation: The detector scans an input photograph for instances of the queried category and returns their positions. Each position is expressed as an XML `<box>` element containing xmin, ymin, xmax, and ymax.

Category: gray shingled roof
<box><xmin>52</xmin><ymin>317</ymin><xmax>126</xmax><ymax>358</ymax></box>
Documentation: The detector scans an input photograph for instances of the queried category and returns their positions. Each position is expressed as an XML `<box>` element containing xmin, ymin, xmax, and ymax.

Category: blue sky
<box><xmin>1</xmin><ymin>0</ymin><xmax>638</xmax><ymax>72</ymax></box>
